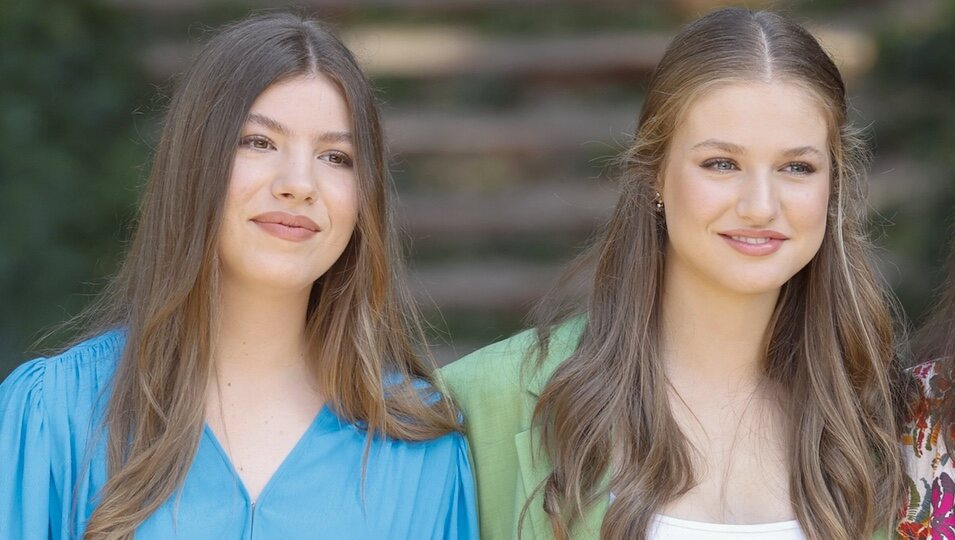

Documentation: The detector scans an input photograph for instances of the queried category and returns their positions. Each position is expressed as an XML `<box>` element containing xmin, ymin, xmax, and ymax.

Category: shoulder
<box><xmin>439</xmin><ymin>328</ymin><xmax>542</xmax><ymax>444</ymax></box>
<box><xmin>910</xmin><ymin>359</ymin><xmax>950</xmax><ymax>400</ymax></box>
<box><xmin>39</xmin><ymin>330</ymin><xmax>124</xmax><ymax>396</ymax></box>
<box><xmin>439</xmin><ymin>328</ymin><xmax>537</xmax><ymax>398</ymax></box>
<box><xmin>439</xmin><ymin>317</ymin><xmax>585</xmax><ymax>432</ymax></box>
<box><xmin>0</xmin><ymin>330</ymin><xmax>124</xmax><ymax>428</ymax></box>
<box><xmin>364</xmin><ymin>404</ymin><xmax>470</xmax><ymax>472</ymax></box>
<box><xmin>902</xmin><ymin>359</ymin><xmax>946</xmax><ymax>451</ymax></box>
<box><xmin>441</xmin><ymin>316</ymin><xmax>585</xmax><ymax>395</ymax></box>
<box><xmin>904</xmin><ymin>359</ymin><xmax>950</xmax><ymax>441</ymax></box>
<box><xmin>899</xmin><ymin>359</ymin><xmax>955</xmax><ymax>537</ymax></box>
<box><xmin>901</xmin><ymin>359</ymin><xmax>951</xmax><ymax>485</ymax></box>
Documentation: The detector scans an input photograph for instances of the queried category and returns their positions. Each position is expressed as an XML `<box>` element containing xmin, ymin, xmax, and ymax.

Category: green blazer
<box><xmin>440</xmin><ymin>318</ymin><xmax>893</xmax><ymax>540</ymax></box>
<box><xmin>439</xmin><ymin>318</ymin><xmax>605</xmax><ymax>540</ymax></box>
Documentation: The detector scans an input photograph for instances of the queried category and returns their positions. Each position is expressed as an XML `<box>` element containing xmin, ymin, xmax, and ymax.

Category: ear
<box><xmin>654</xmin><ymin>154</ymin><xmax>670</xmax><ymax>193</ymax></box>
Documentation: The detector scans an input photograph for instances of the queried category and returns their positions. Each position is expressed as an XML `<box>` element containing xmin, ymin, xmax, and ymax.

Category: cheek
<box><xmin>327</xmin><ymin>178</ymin><xmax>360</xmax><ymax>228</ymax></box>
<box><xmin>217</xmin><ymin>163</ymin><xmax>261</xmax><ymax>252</ymax></box>
<box><xmin>664</xmin><ymin>164</ymin><xmax>732</xmax><ymax>230</ymax></box>
<box><xmin>225</xmin><ymin>159</ymin><xmax>264</xmax><ymax>207</ymax></box>
<box><xmin>788</xmin><ymin>180</ymin><xmax>830</xmax><ymax>241</ymax></box>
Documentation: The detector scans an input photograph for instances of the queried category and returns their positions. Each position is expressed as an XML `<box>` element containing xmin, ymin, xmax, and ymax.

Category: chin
<box><xmin>728</xmin><ymin>282</ymin><xmax>787</xmax><ymax>296</ymax></box>
<box><xmin>223</xmin><ymin>259</ymin><xmax>329</xmax><ymax>294</ymax></box>
<box><xmin>719</xmin><ymin>253</ymin><xmax>812</xmax><ymax>290</ymax></box>
<box><xmin>723</xmin><ymin>271</ymin><xmax>798</xmax><ymax>296</ymax></box>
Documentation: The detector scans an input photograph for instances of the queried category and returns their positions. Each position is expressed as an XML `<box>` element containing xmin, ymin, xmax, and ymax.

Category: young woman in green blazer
<box><xmin>442</xmin><ymin>7</ymin><xmax>906</xmax><ymax>540</ymax></box>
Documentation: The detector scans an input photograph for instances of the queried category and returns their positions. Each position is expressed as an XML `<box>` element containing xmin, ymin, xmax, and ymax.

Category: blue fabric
<box><xmin>0</xmin><ymin>331</ymin><xmax>478</xmax><ymax>539</ymax></box>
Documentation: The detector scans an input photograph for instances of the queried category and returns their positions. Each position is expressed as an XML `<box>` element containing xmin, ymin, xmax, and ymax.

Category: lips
<box><xmin>250</xmin><ymin>211</ymin><xmax>320</xmax><ymax>241</ymax></box>
<box><xmin>718</xmin><ymin>229</ymin><xmax>788</xmax><ymax>256</ymax></box>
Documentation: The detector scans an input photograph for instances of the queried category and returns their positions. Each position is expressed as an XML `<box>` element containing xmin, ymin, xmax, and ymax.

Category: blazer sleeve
<box><xmin>0</xmin><ymin>358</ymin><xmax>52</xmax><ymax>540</ymax></box>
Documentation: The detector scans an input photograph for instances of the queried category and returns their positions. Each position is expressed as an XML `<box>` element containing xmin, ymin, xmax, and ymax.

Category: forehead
<box><xmin>247</xmin><ymin>74</ymin><xmax>351</xmax><ymax>131</ymax></box>
<box><xmin>675</xmin><ymin>82</ymin><xmax>829</xmax><ymax>153</ymax></box>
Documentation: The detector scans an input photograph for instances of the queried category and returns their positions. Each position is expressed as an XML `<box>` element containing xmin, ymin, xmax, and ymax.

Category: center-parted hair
<box><xmin>526</xmin><ymin>8</ymin><xmax>906</xmax><ymax>539</ymax></box>
<box><xmin>69</xmin><ymin>13</ymin><xmax>460</xmax><ymax>540</ymax></box>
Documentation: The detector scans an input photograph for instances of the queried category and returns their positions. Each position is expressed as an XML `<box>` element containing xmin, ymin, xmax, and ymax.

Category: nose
<box><xmin>736</xmin><ymin>169</ymin><xmax>779</xmax><ymax>225</ymax></box>
<box><xmin>272</xmin><ymin>150</ymin><xmax>317</xmax><ymax>204</ymax></box>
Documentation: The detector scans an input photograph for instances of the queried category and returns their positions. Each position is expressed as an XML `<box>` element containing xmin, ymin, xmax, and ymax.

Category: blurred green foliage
<box><xmin>338</xmin><ymin>4</ymin><xmax>677</xmax><ymax>35</ymax></box>
<box><xmin>0</xmin><ymin>1</ymin><xmax>152</xmax><ymax>371</ymax></box>
<box><xmin>869</xmin><ymin>1</ymin><xmax>955</xmax><ymax>324</ymax></box>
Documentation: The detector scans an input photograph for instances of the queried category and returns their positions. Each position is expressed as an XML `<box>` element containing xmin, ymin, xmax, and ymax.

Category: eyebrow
<box><xmin>690</xmin><ymin>139</ymin><xmax>745</xmax><ymax>154</ymax></box>
<box><xmin>780</xmin><ymin>145</ymin><xmax>826</xmax><ymax>160</ymax></box>
<box><xmin>690</xmin><ymin>139</ymin><xmax>825</xmax><ymax>159</ymax></box>
<box><xmin>246</xmin><ymin>113</ymin><xmax>353</xmax><ymax>145</ymax></box>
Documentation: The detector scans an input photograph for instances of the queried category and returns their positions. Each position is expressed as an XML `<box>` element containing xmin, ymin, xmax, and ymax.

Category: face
<box><xmin>218</xmin><ymin>74</ymin><xmax>358</xmax><ymax>294</ymax></box>
<box><xmin>660</xmin><ymin>81</ymin><xmax>831</xmax><ymax>296</ymax></box>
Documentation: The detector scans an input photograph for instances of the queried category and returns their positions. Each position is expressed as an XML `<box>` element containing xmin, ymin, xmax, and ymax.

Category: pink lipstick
<box><xmin>718</xmin><ymin>228</ymin><xmax>788</xmax><ymax>256</ymax></box>
<box><xmin>251</xmin><ymin>212</ymin><xmax>320</xmax><ymax>242</ymax></box>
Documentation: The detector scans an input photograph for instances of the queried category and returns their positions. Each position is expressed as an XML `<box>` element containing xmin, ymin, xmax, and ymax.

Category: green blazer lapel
<box><xmin>514</xmin><ymin>317</ymin><xmax>609</xmax><ymax>539</ymax></box>
<box><xmin>514</xmin><ymin>427</ymin><xmax>550</xmax><ymax>538</ymax></box>
<box><xmin>513</xmin><ymin>426</ymin><xmax>610</xmax><ymax>540</ymax></box>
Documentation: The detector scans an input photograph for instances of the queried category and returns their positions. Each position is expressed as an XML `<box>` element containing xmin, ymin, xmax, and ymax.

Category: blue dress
<box><xmin>0</xmin><ymin>331</ymin><xmax>478</xmax><ymax>539</ymax></box>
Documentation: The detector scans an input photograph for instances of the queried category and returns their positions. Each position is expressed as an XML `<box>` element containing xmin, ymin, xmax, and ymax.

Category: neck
<box><xmin>213</xmin><ymin>276</ymin><xmax>312</xmax><ymax>382</ymax></box>
<box><xmin>660</xmin><ymin>261</ymin><xmax>780</xmax><ymax>389</ymax></box>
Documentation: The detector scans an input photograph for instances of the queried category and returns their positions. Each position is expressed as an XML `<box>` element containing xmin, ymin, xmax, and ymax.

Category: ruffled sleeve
<box><xmin>0</xmin><ymin>358</ymin><xmax>52</xmax><ymax>539</ymax></box>
<box><xmin>438</xmin><ymin>433</ymin><xmax>479</xmax><ymax>539</ymax></box>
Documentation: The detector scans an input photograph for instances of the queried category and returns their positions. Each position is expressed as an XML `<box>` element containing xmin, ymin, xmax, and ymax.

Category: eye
<box><xmin>781</xmin><ymin>161</ymin><xmax>816</xmax><ymax>175</ymax></box>
<box><xmin>320</xmin><ymin>151</ymin><xmax>353</xmax><ymax>167</ymax></box>
<box><xmin>239</xmin><ymin>135</ymin><xmax>275</xmax><ymax>151</ymax></box>
<box><xmin>701</xmin><ymin>158</ymin><xmax>739</xmax><ymax>172</ymax></box>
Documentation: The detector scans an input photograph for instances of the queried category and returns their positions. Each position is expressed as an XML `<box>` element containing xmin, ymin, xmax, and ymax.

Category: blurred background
<box><xmin>1</xmin><ymin>0</ymin><xmax>953</xmax><ymax>378</ymax></box>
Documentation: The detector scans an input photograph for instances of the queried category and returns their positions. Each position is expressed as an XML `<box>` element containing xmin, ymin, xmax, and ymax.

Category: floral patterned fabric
<box><xmin>899</xmin><ymin>361</ymin><xmax>955</xmax><ymax>539</ymax></box>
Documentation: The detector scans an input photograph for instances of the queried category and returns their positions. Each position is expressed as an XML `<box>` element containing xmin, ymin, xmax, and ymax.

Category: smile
<box><xmin>718</xmin><ymin>230</ymin><xmax>788</xmax><ymax>256</ymax></box>
<box><xmin>251</xmin><ymin>211</ymin><xmax>320</xmax><ymax>242</ymax></box>
<box><xmin>729</xmin><ymin>235</ymin><xmax>771</xmax><ymax>245</ymax></box>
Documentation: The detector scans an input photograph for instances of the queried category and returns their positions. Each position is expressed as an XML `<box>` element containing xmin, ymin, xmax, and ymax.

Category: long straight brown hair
<box><xmin>60</xmin><ymin>12</ymin><xmax>459</xmax><ymax>540</ymax></box>
<box><xmin>526</xmin><ymin>8</ymin><xmax>906</xmax><ymax>539</ymax></box>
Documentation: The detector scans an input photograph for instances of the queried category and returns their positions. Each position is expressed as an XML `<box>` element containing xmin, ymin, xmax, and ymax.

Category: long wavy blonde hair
<box><xmin>526</xmin><ymin>8</ymin><xmax>906</xmax><ymax>539</ymax></box>
<box><xmin>62</xmin><ymin>13</ymin><xmax>459</xmax><ymax>539</ymax></box>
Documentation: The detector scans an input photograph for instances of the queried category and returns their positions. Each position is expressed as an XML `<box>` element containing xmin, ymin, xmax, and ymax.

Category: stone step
<box><xmin>384</xmin><ymin>103</ymin><xmax>638</xmax><ymax>156</ymax></box>
<box><xmin>345</xmin><ymin>27</ymin><xmax>667</xmax><ymax>80</ymax></box>
<box><xmin>349</xmin><ymin>25</ymin><xmax>875</xmax><ymax>81</ymax></box>
<box><xmin>113</xmin><ymin>0</ymin><xmax>652</xmax><ymax>15</ymax></box>
<box><xmin>398</xmin><ymin>180</ymin><xmax>618</xmax><ymax>238</ymax></box>
<box><xmin>142</xmin><ymin>23</ymin><xmax>874</xmax><ymax>87</ymax></box>
<box><xmin>410</xmin><ymin>260</ymin><xmax>567</xmax><ymax>312</ymax></box>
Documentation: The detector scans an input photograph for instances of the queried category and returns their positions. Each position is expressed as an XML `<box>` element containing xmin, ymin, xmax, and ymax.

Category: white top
<box><xmin>648</xmin><ymin>514</ymin><xmax>805</xmax><ymax>539</ymax></box>
<box><xmin>609</xmin><ymin>492</ymin><xmax>806</xmax><ymax>539</ymax></box>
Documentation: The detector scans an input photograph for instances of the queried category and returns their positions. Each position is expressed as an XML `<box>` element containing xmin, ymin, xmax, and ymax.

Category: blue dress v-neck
<box><xmin>0</xmin><ymin>331</ymin><xmax>478</xmax><ymax>539</ymax></box>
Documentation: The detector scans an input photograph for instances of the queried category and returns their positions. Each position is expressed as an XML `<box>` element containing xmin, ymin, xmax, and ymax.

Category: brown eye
<box><xmin>321</xmin><ymin>151</ymin><xmax>353</xmax><ymax>167</ymax></box>
<box><xmin>239</xmin><ymin>135</ymin><xmax>275</xmax><ymax>151</ymax></box>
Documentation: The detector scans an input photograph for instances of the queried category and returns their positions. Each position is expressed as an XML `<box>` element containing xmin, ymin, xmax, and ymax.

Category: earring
<box><xmin>654</xmin><ymin>191</ymin><xmax>664</xmax><ymax>211</ymax></box>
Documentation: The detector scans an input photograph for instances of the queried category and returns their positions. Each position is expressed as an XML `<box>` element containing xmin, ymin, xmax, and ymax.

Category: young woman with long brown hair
<box><xmin>899</xmin><ymin>236</ymin><xmax>955</xmax><ymax>537</ymax></box>
<box><xmin>442</xmin><ymin>7</ymin><xmax>905</xmax><ymax>540</ymax></box>
<box><xmin>0</xmin><ymin>12</ymin><xmax>476</xmax><ymax>539</ymax></box>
